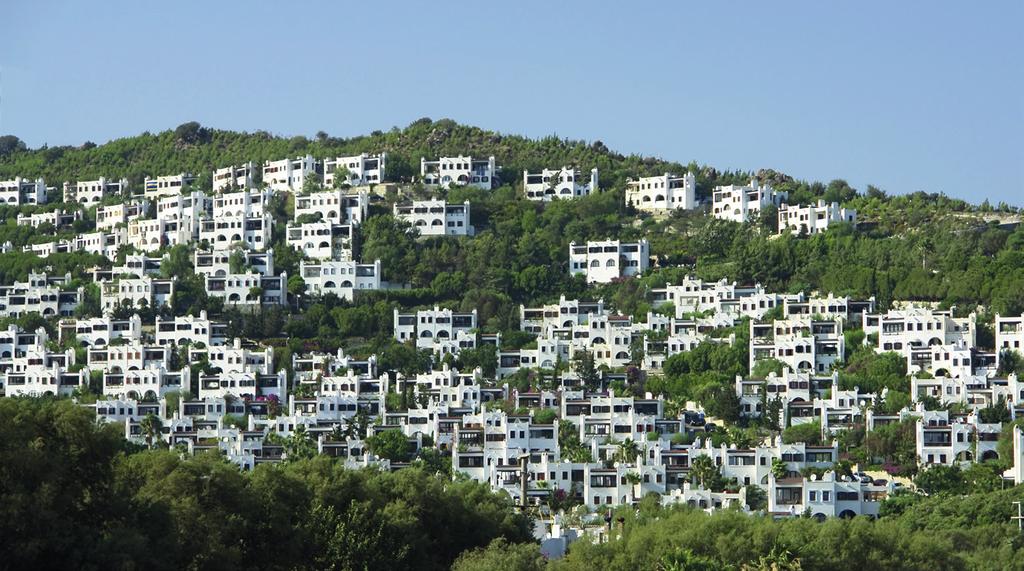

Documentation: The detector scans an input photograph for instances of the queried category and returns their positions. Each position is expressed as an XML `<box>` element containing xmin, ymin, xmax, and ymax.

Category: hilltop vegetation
<box><xmin>3</xmin><ymin>119</ymin><xmax>1020</xmax><ymax>319</ymax></box>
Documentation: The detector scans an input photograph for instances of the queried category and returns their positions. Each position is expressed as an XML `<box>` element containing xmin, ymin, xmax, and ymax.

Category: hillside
<box><xmin>1</xmin><ymin>119</ymin><xmax>1022</xmax><ymax>325</ymax></box>
<box><xmin>2</xmin><ymin>120</ymin><xmax>1024</xmax><ymax>570</ymax></box>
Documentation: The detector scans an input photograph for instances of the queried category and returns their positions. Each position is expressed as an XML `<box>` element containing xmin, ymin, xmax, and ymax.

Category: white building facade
<box><xmin>523</xmin><ymin>167</ymin><xmax>598</xmax><ymax>201</ymax></box>
<box><xmin>625</xmin><ymin>173</ymin><xmax>696</xmax><ymax>212</ymax></box>
<box><xmin>420</xmin><ymin>156</ymin><xmax>497</xmax><ymax>189</ymax></box>
<box><xmin>569</xmin><ymin>240</ymin><xmax>650</xmax><ymax>283</ymax></box>
<box><xmin>778</xmin><ymin>200</ymin><xmax>857</xmax><ymax>235</ymax></box>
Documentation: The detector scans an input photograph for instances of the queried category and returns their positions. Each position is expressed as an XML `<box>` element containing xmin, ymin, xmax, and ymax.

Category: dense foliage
<box><xmin>542</xmin><ymin>491</ymin><xmax>1024</xmax><ymax>570</ymax></box>
<box><xmin>0</xmin><ymin>398</ymin><xmax>531</xmax><ymax>570</ymax></box>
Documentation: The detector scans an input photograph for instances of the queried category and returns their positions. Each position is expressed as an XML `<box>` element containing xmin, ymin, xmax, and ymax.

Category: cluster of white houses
<box><xmin>620</xmin><ymin>172</ymin><xmax>857</xmax><ymax>235</ymax></box>
<box><xmin>2</xmin><ymin>282</ymin><xmax>1023</xmax><ymax>520</ymax></box>
<box><xmin>11</xmin><ymin>308</ymin><xmax>1002</xmax><ymax>520</ymax></box>
<box><xmin>0</xmin><ymin>305</ymin><xmax>911</xmax><ymax>518</ymax></box>
<box><xmin>8</xmin><ymin>151</ymin><xmax>859</xmax><ymax>236</ymax></box>
<box><xmin>0</xmin><ymin>150</ymin><xmax>990</xmax><ymax>531</ymax></box>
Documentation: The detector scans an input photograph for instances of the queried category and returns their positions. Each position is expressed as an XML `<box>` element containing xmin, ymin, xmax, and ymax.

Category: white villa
<box><xmin>212</xmin><ymin>162</ymin><xmax>257</xmax><ymax>192</ymax></box>
<box><xmin>63</xmin><ymin>177</ymin><xmax>128</xmax><ymax>204</ymax></box>
<box><xmin>625</xmin><ymin>173</ymin><xmax>696</xmax><ymax>212</ymax></box>
<box><xmin>569</xmin><ymin>240</ymin><xmax>650</xmax><ymax>283</ymax></box>
<box><xmin>523</xmin><ymin>167</ymin><xmax>598</xmax><ymax>201</ymax></box>
<box><xmin>712</xmin><ymin>179</ymin><xmax>787</xmax><ymax>223</ymax></box>
<box><xmin>263</xmin><ymin>155</ymin><xmax>320</xmax><ymax>192</ymax></box>
<box><xmin>143</xmin><ymin>173</ymin><xmax>196</xmax><ymax>200</ymax></box>
<box><xmin>778</xmin><ymin>200</ymin><xmax>857</xmax><ymax>235</ymax></box>
<box><xmin>324</xmin><ymin>153</ymin><xmax>386</xmax><ymax>187</ymax></box>
<box><xmin>420</xmin><ymin>156</ymin><xmax>497</xmax><ymax>189</ymax></box>
<box><xmin>0</xmin><ymin>177</ymin><xmax>47</xmax><ymax>205</ymax></box>
<box><xmin>394</xmin><ymin>199</ymin><xmax>474</xmax><ymax>237</ymax></box>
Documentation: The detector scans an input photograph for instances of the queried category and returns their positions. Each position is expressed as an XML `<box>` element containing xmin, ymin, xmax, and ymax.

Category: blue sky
<box><xmin>1</xmin><ymin>1</ymin><xmax>1021</xmax><ymax>204</ymax></box>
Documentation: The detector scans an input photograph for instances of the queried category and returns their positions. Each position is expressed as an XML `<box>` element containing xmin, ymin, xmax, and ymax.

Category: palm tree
<box><xmin>140</xmin><ymin>413</ymin><xmax>163</xmax><ymax>449</ymax></box>
<box><xmin>614</xmin><ymin>438</ymin><xmax>640</xmax><ymax>465</ymax></box>
<box><xmin>689</xmin><ymin>454</ymin><xmax>719</xmax><ymax>490</ymax></box>
<box><xmin>283</xmin><ymin>426</ymin><xmax>316</xmax><ymax>461</ymax></box>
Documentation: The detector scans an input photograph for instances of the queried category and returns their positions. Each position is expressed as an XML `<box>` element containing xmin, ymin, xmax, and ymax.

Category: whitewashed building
<box><xmin>394</xmin><ymin>306</ymin><xmax>478</xmax><ymax>354</ymax></box>
<box><xmin>63</xmin><ymin>177</ymin><xmax>128</xmax><ymax>204</ymax></box>
<box><xmin>0</xmin><ymin>177</ymin><xmax>46</xmax><ymax>205</ymax></box>
<box><xmin>782</xmin><ymin>293</ymin><xmax>876</xmax><ymax>323</ymax></box>
<box><xmin>651</xmin><ymin>277</ymin><xmax>789</xmax><ymax>321</ymax></box>
<box><xmin>103</xmin><ymin>366</ymin><xmax>190</xmax><ymax>401</ymax></box>
<box><xmin>143</xmin><ymin>173</ymin><xmax>196</xmax><ymax>200</ymax></box>
<box><xmin>286</xmin><ymin>221</ymin><xmax>354</xmax><ymax>260</ymax></box>
<box><xmin>767</xmin><ymin>471</ymin><xmax>892</xmax><ymax>519</ymax></box>
<box><xmin>778</xmin><ymin>200</ymin><xmax>857</xmax><ymax>235</ymax></box>
<box><xmin>294</xmin><ymin>189</ymin><xmax>369</xmax><ymax>225</ymax></box>
<box><xmin>864</xmin><ymin>308</ymin><xmax>976</xmax><ymax>354</ymax></box>
<box><xmin>394</xmin><ymin>200</ymin><xmax>474</xmax><ymax>237</ymax></box>
<box><xmin>206</xmin><ymin>273</ymin><xmax>286</xmax><ymax>307</ymax></box>
<box><xmin>126</xmin><ymin>218</ymin><xmax>191</xmax><ymax>252</ymax></box>
<box><xmin>916</xmin><ymin>410</ymin><xmax>1000</xmax><ymax>466</ymax></box>
<box><xmin>299</xmin><ymin>260</ymin><xmax>382</xmax><ymax>301</ymax></box>
<box><xmin>155</xmin><ymin>311</ymin><xmax>225</xmax><ymax>348</ymax></box>
<box><xmin>0</xmin><ymin>274</ymin><xmax>81</xmax><ymax>318</ymax></box>
<box><xmin>61</xmin><ymin>315</ymin><xmax>143</xmax><ymax>347</ymax></box>
<box><xmin>523</xmin><ymin>167</ymin><xmax>598</xmax><ymax>201</ymax></box>
<box><xmin>906</xmin><ymin>341</ymin><xmax>975</xmax><ymax>379</ymax></box>
<box><xmin>202</xmin><ymin>339</ymin><xmax>274</xmax><ymax>375</ymax></box>
<box><xmin>212</xmin><ymin>188</ymin><xmax>273</xmax><ymax>218</ymax></box>
<box><xmin>520</xmin><ymin>296</ymin><xmax>607</xmax><ymax>335</ymax></box>
<box><xmin>996</xmin><ymin>315</ymin><xmax>1024</xmax><ymax>370</ymax></box>
<box><xmin>1005</xmin><ymin>425</ymin><xmax>1024</xmax><ymax>485</ymax></box>
<box><xmin>569</xmin><ymin>240</ymin><xmax>650</xmax><ymax>283</ymax></box>
<box><xmin>100</xmin><ymin>277</ymin><xmax>175</xmax><ymax>314</ymax></box>
<box><xmin>155</xmin><ymin>191</ymin><xmax>211</xmax><ymax>241</ymax></box>
<box><xmin>712</xmin><ymin>179</ymin><xmax>787</xmax><ymax>223</ymax></box>
<box><xmin>17</xmin><ymin>209</ymin><xmax>81</xmax><ymax>229</ymax></box>
<box><xmin>2</xmin><ymin>352</ymin><xmax>85</xmax><ymax>398</ymax></box>
<box><xmin>74</xmin><ymin>230</ymin><xmax>125</xmax><ymax>259</ymax></box>
<box><xmin>199</xmin><ymin>213</ymin><xmax>273</xmax><ymax>251</ymax></box>
<box><xmin>193</xmin><ymin>249</ymin><xmax>274</xmax><ymax>278</ymax></box>
<box><xmin>625</xmin><ymin>173</ymin><xmax>696</xmax><ymax>212</ymax></box>
<box><xmin>96</xmin><ymin>200</ymin><xmax>148</xmax><ymax>231</ymax></box>
<box><xmin>420</xmin><ymin>156</ymin><xmax>497</xmax><ymax>189</ymax></box>
<box><xmin>0</xmin><ymin>325</ymin><xmax>51</xmax><ymax>362</ymax></box>
<box><xmin>212</xmin><ymin>162</ymin><xmax>257</xmax><ymax>192</ymax></box>
<box><xmin>750</xmin><ymin>316</ymin><xmax>845</xmax><ymax>374</ymax></box>
<box><xmin>263</xmin><ymin>155</ymin><xmax>320</xmax><ymax>192</ymax></box>
<box><xmin>323</xmin><ymin>153</ymin><xmax>386</xmax><ymax>187</ymax></box>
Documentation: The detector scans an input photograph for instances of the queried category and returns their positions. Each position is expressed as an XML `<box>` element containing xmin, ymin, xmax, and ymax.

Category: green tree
<box><xmin>914</xmin><ymin>464</ymin><xmax>965</xmax><ymax>495</ymax></box>
<box><xmin>688</xmin><ymin>454</ymin><xmax>722</xmax><ymax>491</ymax></box>
<box><xmin>140</xmin><ymin>413</ymin><xmax>163</xmax><ymax>449</ymax></box>
<box><xmin>782</xmin><ymin>422</ymin><xmax>823</xmax><ymax>446</ymax></box>
<box><xmin>452</xmin><ymin>538</ymin><xmax>545</xmax><ymax>571</ymax></box>
<box><xmin>614</xmin><ymin>438</ymin><xmax>641</xmax><ymax>465</ymax></box>
<box><xmin>572</xmin><ymin>350</ymin><xmax>600</xmax><ymax>391</ymax></box>
<box><xmin>365</xmin><ymin>429</ymin><xmax>412</xmax><ymax>462</ymax></box>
